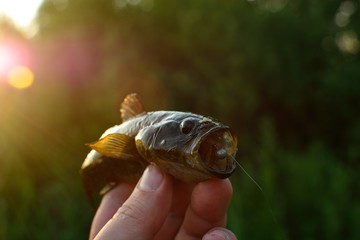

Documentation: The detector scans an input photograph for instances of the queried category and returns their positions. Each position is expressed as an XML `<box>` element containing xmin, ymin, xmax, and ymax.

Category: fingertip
<box><xmin>197</xmin><ymin>178</ymin><xmax>233</xmax><ymax>198</ymax></box>
<box><xmin>192</xmin><ymin>178</ymin><xmax>233</xmax><ymax>222</ymax></box>
<box><xmin>203</xmin><ymin>228</ymin><xmax>237</xmax><ymax>240</ymax></box>
<box><xmin>175</xmin><ymin>178</ymin><xmax>233</xmax><ymax>238</ymax></box>
<box><xmin>138</xmin><ymin>164</ymin><xmax>165</xmax><ymax>192</ymax></box>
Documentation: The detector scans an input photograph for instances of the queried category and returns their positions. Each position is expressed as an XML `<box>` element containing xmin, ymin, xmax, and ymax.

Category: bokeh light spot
<box><xmin>334</xmin><ymin>1</ymin><xmax>357</xmax><ymax>27</ymax></box>
<box><xmin>7</xmin><ymin>66</ymin><xmax>34</xmax><ymax>89</ymax></box>
<box><xmin>336</xmin><ymin>31</ymin><xmax>360</xmax><ymax>55</ymax></box>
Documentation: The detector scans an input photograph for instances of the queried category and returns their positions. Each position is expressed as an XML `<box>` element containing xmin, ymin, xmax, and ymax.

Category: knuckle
<box><xmin>113</xmin><ymin>198</ymin><xmax>146</xmax><ymax>223</ymax></box>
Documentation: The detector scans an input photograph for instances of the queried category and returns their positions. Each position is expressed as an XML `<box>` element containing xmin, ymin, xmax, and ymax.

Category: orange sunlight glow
<box><xmin>0</xmin><ymin>40</ymin><xmax>34</xmax><ymax>89</ymax></box>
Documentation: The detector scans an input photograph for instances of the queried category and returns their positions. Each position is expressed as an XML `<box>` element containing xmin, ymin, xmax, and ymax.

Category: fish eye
<box><xmin>180</xmin><ymin>118</ymin><xmax>196</xmax><ymax>134</ymax></box>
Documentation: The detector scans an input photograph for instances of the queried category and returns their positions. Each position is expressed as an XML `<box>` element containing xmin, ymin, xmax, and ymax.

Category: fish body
<box><xmin>81</xmin><ymin>93</ymin><xmax>237</xmax><ymax>197</ymax></box>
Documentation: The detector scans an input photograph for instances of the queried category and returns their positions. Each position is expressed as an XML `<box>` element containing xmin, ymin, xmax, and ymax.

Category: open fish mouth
<box><xmin>198</xmin><ymin>129</ymin><xmax>237</xmax><ymax>178</ymax></box>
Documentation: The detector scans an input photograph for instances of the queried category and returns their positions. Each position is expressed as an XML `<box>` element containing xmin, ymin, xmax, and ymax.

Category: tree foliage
<box><xmin>1</xmin><ymin>0</ymin><xmax>359</xmax><ymax>239</ymax></box>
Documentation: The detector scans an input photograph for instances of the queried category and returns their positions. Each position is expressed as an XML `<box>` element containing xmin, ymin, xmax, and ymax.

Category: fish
<box><xmin>81</xmin><ymin>93</ymin><xmax>238</xmax><ymax>199</ymax></box>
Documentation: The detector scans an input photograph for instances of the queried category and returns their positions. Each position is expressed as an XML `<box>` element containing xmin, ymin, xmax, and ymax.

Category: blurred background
<box><xmin>0</xmin><ymin>0</ymin><xmax>359</xmax><ymax>239</ymax></box>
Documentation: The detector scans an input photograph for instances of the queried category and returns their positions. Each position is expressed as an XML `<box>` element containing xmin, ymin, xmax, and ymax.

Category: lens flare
<box><xmin>0</xmin><ymin>45</ymin><xmax>17</xmax><ymax>76</ymax></box>
<box><xmin>7</xmin><ymin>66</ymin><xmax>34</xmax><ymax>89</ymax></box>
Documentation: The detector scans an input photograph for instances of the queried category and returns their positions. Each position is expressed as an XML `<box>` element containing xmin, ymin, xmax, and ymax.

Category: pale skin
<box><xmin>90</xmin><ymin>165</ymin><xmax>238</xmax><ymax>240</ymax></box>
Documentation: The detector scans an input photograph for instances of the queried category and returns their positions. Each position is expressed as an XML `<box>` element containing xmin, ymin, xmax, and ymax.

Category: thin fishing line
<box><xmin>230</xmin><ymin>155</ymin><xmax>287</xmax><ymax>240</ymax></box>
<box><xmin>234</xmin><ymin>157</ymin><xmax>264</xmax><ymax>192</ymax></box>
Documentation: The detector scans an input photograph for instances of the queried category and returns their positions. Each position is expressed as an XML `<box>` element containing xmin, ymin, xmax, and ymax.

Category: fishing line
<box><xmin>232</xmin><ymin>156</ymin><xmax>264</xmax><ymax>192</ymax></box>
<box><xmin>230</xmin><ymin>155</ymin><xmax>287</xmax><ymax>239</ymax></box>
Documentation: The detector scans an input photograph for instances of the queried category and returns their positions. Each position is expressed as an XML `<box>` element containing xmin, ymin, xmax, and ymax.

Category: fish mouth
<box><xmin>197</xmin><ymin>128</ymin><xmax>237</xmax><ymax>178</ymax></box>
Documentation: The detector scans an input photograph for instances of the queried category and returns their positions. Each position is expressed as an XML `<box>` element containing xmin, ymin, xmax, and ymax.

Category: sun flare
<box><xmin>7</xmin><ymin>66</ymin><xmax>34</xmax><ymax>89</ymax></box>
<box><xmin>0</xmin><ymin>45</ymin><xmax>17</xmax><ymax>75</ymax></box>
<box><xmin>0</xmin><ymin>41</ymin><xmax>34</xmax><ymax>89</ymax></box>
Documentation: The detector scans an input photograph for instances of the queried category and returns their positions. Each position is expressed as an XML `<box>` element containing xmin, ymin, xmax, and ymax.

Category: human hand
<box><xmin>89</xmin><ymin>164</ymin><xmax>237</xmax><ymax>240</ymax></box>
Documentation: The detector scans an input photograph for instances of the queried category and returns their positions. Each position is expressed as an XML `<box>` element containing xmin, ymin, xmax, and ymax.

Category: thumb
<box><xmin>94</xmin><ymin>165</ymin><xmax>172</xmax><ymax>240</ymax></box>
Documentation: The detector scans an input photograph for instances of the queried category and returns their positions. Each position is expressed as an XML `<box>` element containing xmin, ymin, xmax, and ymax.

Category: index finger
<box><xmin>175</xmin><ymin>178</ymin><xmax>233</xmax><ymax>239</ymax></box>
<box><xmin>89</xmin><ymin>183</ymin><xmax>136</xmax><ymax>239</ymax></box>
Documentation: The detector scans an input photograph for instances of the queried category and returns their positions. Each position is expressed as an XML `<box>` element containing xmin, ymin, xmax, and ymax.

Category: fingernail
<box><xmin>203</xmin><ymin>229</ymin><xmax>233</xmax><ymax>240</ymax></box>
<box><xmin>139</xmin><ymin>165</ymin><xmax>164</xmax><ymax>191</ymax></box>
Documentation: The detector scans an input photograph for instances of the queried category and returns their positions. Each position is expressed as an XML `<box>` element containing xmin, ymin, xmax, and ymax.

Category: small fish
<box><xmin>81</xmin><ymin>93</ymin><xmax>237</xmax><ymax>198</ymax></box>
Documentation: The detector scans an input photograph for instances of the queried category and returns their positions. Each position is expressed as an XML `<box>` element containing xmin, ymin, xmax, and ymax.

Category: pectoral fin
<box><xmin>87</xmin><ymin>133</ymin><xmax>139</xmax><ymax>160</ymax></box>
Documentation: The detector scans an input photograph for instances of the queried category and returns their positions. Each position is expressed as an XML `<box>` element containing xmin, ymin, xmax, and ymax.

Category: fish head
<box><xmin>185</xmin><ymin>116</ymin><xmax>238</xmax><ymax>179</ymax></box>
<box><xmin>135</xmin><ymin>113</ymin><xmax>237</xmax><ymax>181</ymax></box>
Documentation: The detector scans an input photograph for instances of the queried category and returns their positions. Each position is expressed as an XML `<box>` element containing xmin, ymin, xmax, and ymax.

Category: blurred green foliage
<box><xmin>1</xmin><ymin>0</ymin><xmax>360</xmax><ymax>239</ymax></box>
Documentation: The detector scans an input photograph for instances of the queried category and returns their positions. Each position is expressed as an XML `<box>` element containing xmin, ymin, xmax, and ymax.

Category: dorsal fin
<box><xmin>120</xmin><ymin>93</ymin><xmax>146</xmax><ymax>122</ymax></box>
